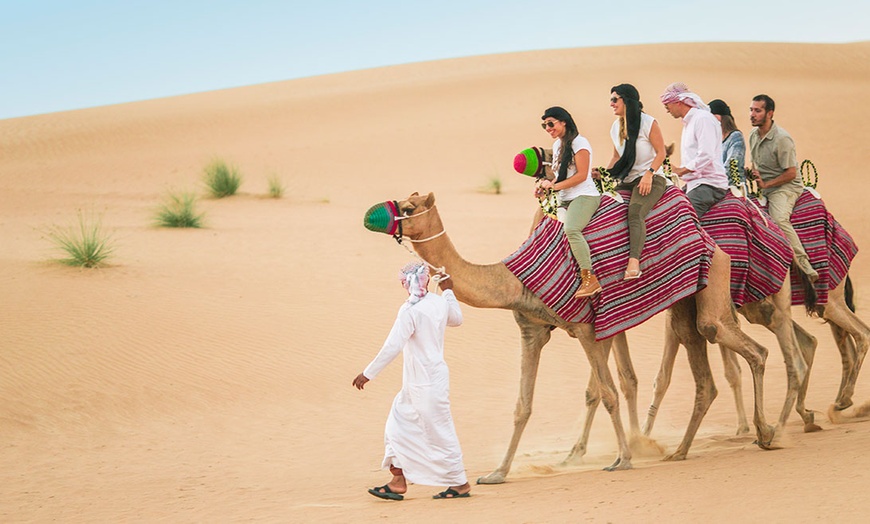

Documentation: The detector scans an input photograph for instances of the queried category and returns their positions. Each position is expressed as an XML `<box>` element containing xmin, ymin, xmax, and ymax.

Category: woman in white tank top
<box><xmin>604</xmin><ymin>84</ymin><xmax>667</xmax><ymax>280</ymax></box>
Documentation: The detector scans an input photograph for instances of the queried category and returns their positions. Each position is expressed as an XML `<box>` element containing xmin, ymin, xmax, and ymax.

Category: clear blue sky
<box><xmin>1</xmin><ymin>0</ymin><xmax>867</xmax><ymax>119</ymax></box>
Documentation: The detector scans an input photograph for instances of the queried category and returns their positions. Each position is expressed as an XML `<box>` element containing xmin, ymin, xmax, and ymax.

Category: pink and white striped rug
<box><xmin>700</xmin><ymin>193</ymin><xmax>792</xmax><ymax>307</ymax></box>
<box><xmin>503</xmin><ymin>186</ymin><xmax>716</xmax><ymax>340</ymax></box>
<box><xmin>754</xmin><ymin>190</ymin><xmax>858</xmax><ymax>306</ymax></box>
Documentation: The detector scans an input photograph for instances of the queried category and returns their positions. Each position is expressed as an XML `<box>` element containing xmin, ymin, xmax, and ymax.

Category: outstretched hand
<box><xmin>352</xmin><ymin>373</ymin><xmax>369</xmax><ymax>390</ymax></box>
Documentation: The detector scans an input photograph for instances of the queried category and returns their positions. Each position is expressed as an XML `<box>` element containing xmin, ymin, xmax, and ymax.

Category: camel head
<box><xmin>363</xmin><ymin>192</ymin><xmax>439</xmax><ymax>242</ymax></box>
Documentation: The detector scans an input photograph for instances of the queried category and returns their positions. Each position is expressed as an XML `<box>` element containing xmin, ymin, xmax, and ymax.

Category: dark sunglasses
<box><xmin>610</xmin><ymin>96</ymin><xmax>622</xmax><ymax>104</ymax></box>
<box><xmin>541</xmin><ymin>121</ymin><xmax>556</xmax><ymax>130</ymax></box>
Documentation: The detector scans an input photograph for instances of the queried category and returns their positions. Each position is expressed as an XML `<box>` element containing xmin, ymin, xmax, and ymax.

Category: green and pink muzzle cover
<box><xmin>364</xmin><ymin>200</ymin><xmax>401</xmax><ymax>236</ymax></box>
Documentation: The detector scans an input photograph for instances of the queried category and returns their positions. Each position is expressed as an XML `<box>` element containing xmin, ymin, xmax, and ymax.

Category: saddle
<box><xmin>503</xmin><ymin>185</ymin><xmax>716</xmax><ymax>340</ymax></box>
<box><xmin>700</xmin><ymin>192</ymin><xmax>792</xmax><ymax>307</ymax></box>
<box><xmin>753</xmin><ymin>189</ymin><xmax>858</xmax><ymax>306</ymax></box>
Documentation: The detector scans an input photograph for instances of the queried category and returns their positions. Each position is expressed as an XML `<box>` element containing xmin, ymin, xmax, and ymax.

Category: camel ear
<box><xmin>665</xmin><ymin>142</ymin><xmax>675</xmax><ymax>157</ymax></box>
<box><xmin>409</xmin><ymin>192</ymin><xmax>420</xmax><ymax>197</ymax></box>
<box><xmin>424</xmin><ymin>192</ymin><xmax>435</xmax><ymax>208</ymax></box>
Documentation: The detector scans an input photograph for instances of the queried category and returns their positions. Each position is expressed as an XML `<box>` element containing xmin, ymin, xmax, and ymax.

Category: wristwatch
<box><xmin>647</xmin><ymin>167</ymin><xmax>655</xmax><ymax>173</ymax></box>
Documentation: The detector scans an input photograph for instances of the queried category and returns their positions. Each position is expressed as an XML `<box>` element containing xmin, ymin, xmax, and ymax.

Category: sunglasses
<box><xmin>610</xmin><ymin>96</ymin><xmax>622</xmax><ymax>104</ymax></box>
<box><xmin>541</xmin><ymin>121</ymin><xmax>556</xmax><ymax>130</ymax></box>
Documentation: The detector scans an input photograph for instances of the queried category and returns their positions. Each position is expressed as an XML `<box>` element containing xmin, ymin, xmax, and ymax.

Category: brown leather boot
<box><xmin>575</xmin><ymin>269</ymin><xmax>602</xmax><ymax>298</ymax></box>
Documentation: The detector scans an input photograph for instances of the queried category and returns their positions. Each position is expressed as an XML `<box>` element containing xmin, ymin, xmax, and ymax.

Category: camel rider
<box><xmin>748</xmin><ymin>94</ymin><xmax>818</xmax><ymax>283</ymax></box>
<box><xmin>661</xmin><ymin>82</ymin><xmax>729</xmax><ymax>219</ymax></box>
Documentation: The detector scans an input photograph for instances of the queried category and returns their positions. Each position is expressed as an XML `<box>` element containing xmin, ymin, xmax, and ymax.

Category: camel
<box><xmin>564</xmin><ymin>215</ymin><xmax>821</xmax><ymax>464</ymax></box>
<box><xmin>571</xmin><ymin>198</ymin><xmax>869</xmax><ymax>465</ymax></box>
<box><xmin>639</xmin><ymin>192</ymin><xmax>870</xmax><ymax>436</ymax></box>
<box><xmin>365</xmin><ymin>191</ymin><xmax>777</xmax><ymax>484</ymax></box>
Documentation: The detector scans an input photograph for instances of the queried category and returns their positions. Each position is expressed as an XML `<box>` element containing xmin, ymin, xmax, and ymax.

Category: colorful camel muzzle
<box><xmin>364</xmin><ymin>200</ymin><xmax>401</xmax><ymax>236</ymax></box>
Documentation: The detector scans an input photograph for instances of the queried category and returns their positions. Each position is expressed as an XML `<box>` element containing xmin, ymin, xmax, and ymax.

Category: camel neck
<box><xmin>411</xmin><ymin>233</ymin><xmax>522</xmax><ymax>309</ymax></box>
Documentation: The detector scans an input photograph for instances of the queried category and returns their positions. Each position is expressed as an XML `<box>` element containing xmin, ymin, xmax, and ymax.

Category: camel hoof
<box><xmin>752</xmin><ymin>438</ymin><xmax>782</xmax><ymax>450</ymax></box>
<box><xmin>834</xmin><ymin>399</ymin><xmax>854</xmax><ymax>411</ymax></box>
<box><xmin>603</xmin><ymin>458</ymin><xmax>632</xmax><ymax>471</ymax></box>
<box><xmin>735</xmin><ymin>425</ymin><xmax>751</xmax><ymax>436</ymax></box>
<box><xmin>754</xmin><ymin>424</ymin><xmax>777</xmax><ymax>450</ymax></box>
<box><xmin>662</xmin><ymin>452</ymin><xmax>687</xmax><ymax>462</ymax></box>
<box><xmin>804</xmin><ymin>422</ymin><xmax>823</xmax><ymax>433</ymax></box>
<box><xmin>476</xmin><ymin>472</ymin><xmax>506</xmax><ymax>485</ymax></box>
<box><xmin>826</xmin><ymin>402</ymin><xmax>870</xmax><ymax>423</ymax></box>
<box><xmin>560</xmin><ymin>454</ymin><xmax>584</xmax><ymax>467</ymax></box>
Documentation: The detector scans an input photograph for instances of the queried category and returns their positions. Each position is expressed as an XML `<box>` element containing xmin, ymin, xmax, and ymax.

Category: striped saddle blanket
<box><xmin>700</xmin><ymin>192</ymin><xmax>792</xmax><ymax>307</ymax></box>
<box><xmin>503</xmin><ymin>185</ymin><xmax>716</xmax><ymax>340</ymax></box>
<box><xmin>754</xmin><ymin>190</ymin><xmax>858</xmax><ymax>306</ymax></box>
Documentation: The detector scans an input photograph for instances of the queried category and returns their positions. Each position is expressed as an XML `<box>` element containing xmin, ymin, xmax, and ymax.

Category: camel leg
<box><xmin>562</xmin><ymin>369</ymin><xmax>602</xmax><ymax>464</ymax></box>
<box><xmin>718</xmin><ymin>343</ymin><xmax>751</xmax><ymax>434</ymax></box>
<box><xmin>663</xmin><ymin>299</ymin><xmax>718</xmax><ymax>461</ymax></box>
<box><xmin>642</xmin><ymin>311</ymin><xmax>681</xmax><ymax>436</ymax></box>
<box><xmin>695</xmin><ymin>247</ymin><xmax>776</xmax><ymax>449</ymax></box>
<box><xmin>829</xmin><ymin>321</ymin><xmax>857</xmax><ymax>410</ymax></box>
<box><xmin>477</xmin><ymin>312</ymin><xmax>551</xmax><ymax>484</ymax></box>
<box><xmin>823</xmin><ymin>281</ymin><xmax>870</xmax><ymax>411</ymax></box>
<box><xmin>740</xmin><ymin>283</ymin><xmax>809</xmax><ymax>432</ymax></box>
<box><xmin>564</xmin><ymin>331</ymin><xmax>643</xmax><ymax>464</ymax></box>
<box><xmin>792</xmin><ymin>320</ymin><xmax>821</xmax><ymax>431</ymax></box>
<box><xmin>572</xmin><ymin>325</ymin><xmax>632</xmax><ymax>471</ymax></box>
<box><xmin>611</xmin><ymin>332</ymin><xmax>640</xmax><ymax>437</ymax></box>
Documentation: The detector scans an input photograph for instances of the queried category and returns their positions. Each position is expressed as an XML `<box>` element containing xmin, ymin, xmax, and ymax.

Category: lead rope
<box><xmin>391</xmin><ymin>205</ymin><xmax>449</xmax><ymax>279</ymax></box>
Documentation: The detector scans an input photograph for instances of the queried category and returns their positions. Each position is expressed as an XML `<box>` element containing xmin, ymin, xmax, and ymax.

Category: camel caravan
<box><xmin>362</xmin><ymin>94</ymin><xmax>869</xmax><ymax>485</ymax></box>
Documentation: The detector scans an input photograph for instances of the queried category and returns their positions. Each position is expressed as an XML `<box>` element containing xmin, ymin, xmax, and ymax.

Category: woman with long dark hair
<box><xmin>537</xmin><ymin>106</ymin><xmax>602</xmax><ymax>297</ymax></box>
<box><xmin>605</xmin><ymin>84</ymin><xmax>667</xmax><ymax>279</ymax></box>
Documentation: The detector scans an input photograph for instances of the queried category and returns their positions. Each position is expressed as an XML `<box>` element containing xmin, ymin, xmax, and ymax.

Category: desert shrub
<box><xmin>155</xmin><ymin>191</ymin><xmax>204</xmax><ymax>228</ymax></box>
<box><xmin>46</xmin><ymin>211</ymin><xmax>115</xmax><ymax>268</ymax></box>
<box><xmin>267</xmin><ymin>174</ymin><xmax>284</xmax><ymax>198</ymax></box>
<box><xmin>484</xmin><ymin>175</ymin><xmax>503</xmax><ymax>195</ymax></box>
<box><xmin>203</xmin><ymin>159</ymin><xmax>242</xmax><ymax>197</ymax></box>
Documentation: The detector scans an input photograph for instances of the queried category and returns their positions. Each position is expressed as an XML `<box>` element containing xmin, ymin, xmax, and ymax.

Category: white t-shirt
<box><xmin>552</xmin><ymin>135</ymin><xmax>598</xmax><ymax>201</ymax></box>
<box><xmin>610</xmin><ymin>112</ymin><xmax>662</xmax><ymax>184</ymax></box>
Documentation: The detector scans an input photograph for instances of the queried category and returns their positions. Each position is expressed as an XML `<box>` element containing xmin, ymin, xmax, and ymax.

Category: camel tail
<box><xmin>795</xmin><ymin>262</ymin><xmax>818</xmax><ymax>316</ymax></box>
<box><xmin>845</xmin><ymin>274</ymin><xmax>856</xmax><ymax>313</ymax></box>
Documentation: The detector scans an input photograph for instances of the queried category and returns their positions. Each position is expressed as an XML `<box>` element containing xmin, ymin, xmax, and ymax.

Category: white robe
<box><xmin>363</xmin><ymin>289</ymin><xmax>466</xmax><ymax>486</ymax></box>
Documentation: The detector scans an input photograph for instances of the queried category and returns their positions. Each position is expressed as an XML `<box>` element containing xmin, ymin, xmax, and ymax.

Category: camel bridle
<box><xmin>391</xmin><ymin>203</ymin><xmax>448</xmax><ymax>277</ymax></box>
<box><xmin>391</xmin><ymin>204</ymin><xmax>445</xmax><ymax>244</ymax></box>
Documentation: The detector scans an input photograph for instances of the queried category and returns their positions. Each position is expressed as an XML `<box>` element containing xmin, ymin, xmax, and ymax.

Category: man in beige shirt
<box><xmin>749</xmin><ymin>94</ymin><xmax>818</xmax><ymax>283</ymax></box>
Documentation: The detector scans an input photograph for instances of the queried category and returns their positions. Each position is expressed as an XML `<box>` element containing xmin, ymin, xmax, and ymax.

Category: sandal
<box><xmin>623</xmin><ymin>269</ymin><xmax>642</xmax><ymax>281</ymax></box>
<box><xmin>368</xmin><ymin>484</ymin><xmax>404</xmax><ymax>501</ymax></box>
<box><xmin>433</xmin><ymin>487</ymin><xmax>471</xmax><ymax>499</ymax></box>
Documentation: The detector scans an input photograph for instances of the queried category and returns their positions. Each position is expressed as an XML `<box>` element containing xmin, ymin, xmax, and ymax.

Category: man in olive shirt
<box><xmin>749</xmin><ymin>94</ymin><xmax>818</xmax><ymax>283</ymax></box>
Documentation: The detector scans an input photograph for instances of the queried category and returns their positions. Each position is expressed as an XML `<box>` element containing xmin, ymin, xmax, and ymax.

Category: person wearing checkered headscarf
<box><xmin>661</xmin><ymin>82</ymin><xmax>729</xmax><ymax>219</ymax></box>
<box><xmin>351</xmin><ymin>262</ymin><xmax>471</xmax><ymax>500</ymax></box>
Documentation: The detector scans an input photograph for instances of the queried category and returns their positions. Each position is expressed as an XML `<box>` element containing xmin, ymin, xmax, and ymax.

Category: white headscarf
<box><xmin>660</xmin><ymin>82</ymin><xmax>710</xmax><ymax>112</ymax></box>
<box><xmin>399</xmin><ymin>262</ymin><xmax>430</xmax><ymax>304</ymax></box>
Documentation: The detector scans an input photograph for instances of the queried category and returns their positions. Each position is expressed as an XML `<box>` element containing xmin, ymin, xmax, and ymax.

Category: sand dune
<box><xmin>2</xmin><ymin>42</ymin><xmax>870</xmax><ymax>522</ymax></box>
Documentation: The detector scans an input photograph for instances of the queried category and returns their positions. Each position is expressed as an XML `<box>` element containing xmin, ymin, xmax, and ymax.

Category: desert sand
<box><xmin>2</xmin><ymin>41</ymin><xmax>870</xmax><ymax>522</ymax></box>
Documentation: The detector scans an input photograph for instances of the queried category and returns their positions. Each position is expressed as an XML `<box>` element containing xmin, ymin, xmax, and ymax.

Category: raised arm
<box><xmin>439</xmin><ymin>276</ymin><xmax>463</xmax><ymax>327</ymax></box>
